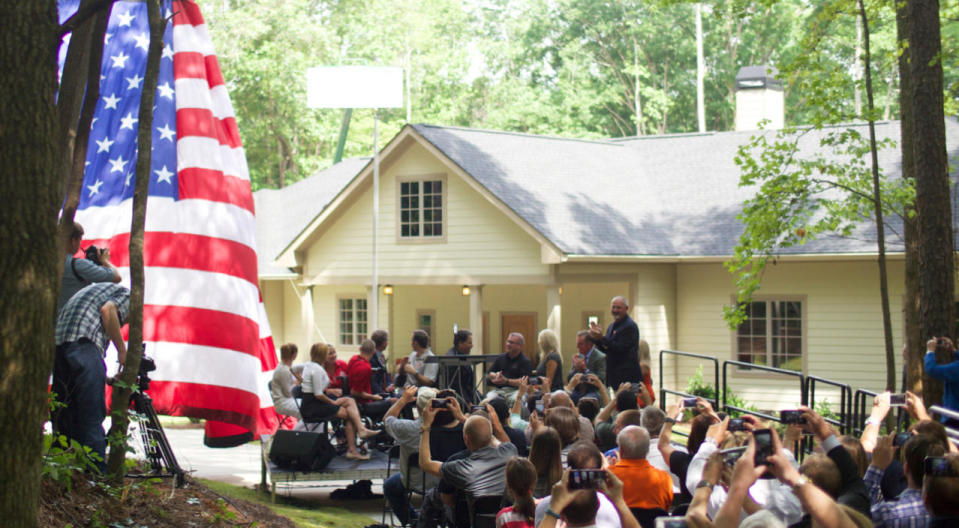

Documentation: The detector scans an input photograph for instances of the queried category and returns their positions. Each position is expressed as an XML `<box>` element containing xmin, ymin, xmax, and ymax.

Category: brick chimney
<box><xmin>734</xmin><ymin>65</ymin><xmax>784</xmax><ymax>131</ymax></box>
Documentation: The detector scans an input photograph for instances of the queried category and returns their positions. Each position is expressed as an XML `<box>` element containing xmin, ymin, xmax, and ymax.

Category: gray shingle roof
<box><xmin>254</xmin><ymin>157</ymin><xmax>369</xmax><ymax>277</ymax></box>
<box><xmin>254</xmin><ymin>120</ymin><xmax>959</xmax><ymax>275</ymax></box>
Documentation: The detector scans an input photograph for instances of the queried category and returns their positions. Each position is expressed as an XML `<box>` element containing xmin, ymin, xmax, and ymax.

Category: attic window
<box><xmin>399</xmin><ymin>179</ymin><xmax>443</xmax><ymax>238</ymax></box>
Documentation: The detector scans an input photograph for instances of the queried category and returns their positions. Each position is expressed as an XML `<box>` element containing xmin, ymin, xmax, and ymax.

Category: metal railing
<box><xmin>851</xmin><ymin>389</ymin><xmax>878</xmax><ymax>436</ymax></box>
<box><xmin>722</xmin><ymin>360</ymin><xmax>806</xmax><ymax>416</ymax></box>
<box><xmin>659</xmin><ymin>349</ymin><xmax>720</xmax><ymax>411</ymax></box>
<box><xmin>805</xmin><ymin>376</ymin><xmax>852</xmax><ymax>434</ymax></box>
<box><xmin>929</xmin><ymin>405</ymin><xmax>959</xmax><ymax>447</ymax></box>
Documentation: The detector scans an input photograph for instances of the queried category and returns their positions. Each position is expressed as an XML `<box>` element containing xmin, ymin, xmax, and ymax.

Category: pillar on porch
<box><xmin>300</xmin><ymin>284</ymin><xmax>316</xmax><ymax>349</ymax></box>
<box><xmin>469</xmin><ymin>285</ymin><xmax>483</xmax><ymax>355</ymax></box>
<box><xmin>546</xmin><ymin>285</ymin><xmax>562</xmax><ymax>356</ymax></box>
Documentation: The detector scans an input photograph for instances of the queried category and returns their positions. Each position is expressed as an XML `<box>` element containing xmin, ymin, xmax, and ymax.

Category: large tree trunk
<box><xmin>0</xmin><ymin>2</ymin><xmax>62</xmax><ymax>527</ymax></box>
<box><xmin>105</xmin><ymin>0</ymin><xmax>163</xmax><ymax>480</ymax></box>
<box><xmin>897</xmin><ymin>0</ymin><xmax>923</xmax><ymax>396</ymax></box>
<box><xmin>909</xmin><ymin>0</ymin><xmax>953</xmax><ymax>404</ymax></box>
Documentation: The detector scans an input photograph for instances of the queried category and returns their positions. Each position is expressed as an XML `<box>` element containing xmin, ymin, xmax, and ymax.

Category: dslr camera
<box><xmin>85</xmin><ymin>245</ymin><xmax>104</xmax><ymax>266</ymax></box>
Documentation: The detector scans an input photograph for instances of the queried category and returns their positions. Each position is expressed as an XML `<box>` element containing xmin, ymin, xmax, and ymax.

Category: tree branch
<box><xmin>58</xmin><ymin>0</ymin><xmax>115</xmax><ymax>38</ymax></box>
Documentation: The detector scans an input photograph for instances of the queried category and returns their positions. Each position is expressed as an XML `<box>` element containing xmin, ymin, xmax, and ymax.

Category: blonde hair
<box><xmin>310</xmin><ymin>342</ymin><xmax>330</xmax><ymax>364</ymax></box>
<box><xmin>538</xmin><ymin>329</ymin><xmax>558</xmax><ymax>361</ymax></box>
<box><xmin>638</xmin><ymin>339</ymin><xmax>651</xmax><ymax>368</ymax></box>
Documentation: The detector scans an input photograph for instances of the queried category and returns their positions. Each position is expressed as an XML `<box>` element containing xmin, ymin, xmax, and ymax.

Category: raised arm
<box><xmin>418</xmin><ymin>404</ymin><xmax>443</xmax><ymax>477</ymax></box>
<box><xmin>386</xmin><ymin>386</ymin><xmax>417</xmax><ymax>420</ymax></box>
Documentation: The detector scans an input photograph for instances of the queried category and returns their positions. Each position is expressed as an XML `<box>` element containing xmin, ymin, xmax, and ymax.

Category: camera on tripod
<box><xmin>137</xmin><ymin>353</ymin><xmax>156</xmax><ymax>393</ymax></box>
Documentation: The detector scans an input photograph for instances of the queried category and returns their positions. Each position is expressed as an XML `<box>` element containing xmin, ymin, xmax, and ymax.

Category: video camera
<box><xmin>137</xmin><ymin>351</ymin><xmax>156</xmax><ymax>393</ymax></box>
<box><xmin>84</xmin><ymin>245</ymin><xmax>104</xmax><ymax>266</ymax></box>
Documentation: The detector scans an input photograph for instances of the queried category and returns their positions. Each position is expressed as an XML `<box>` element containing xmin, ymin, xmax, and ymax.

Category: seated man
<box><xmin>866</xmin><ymin>433</ymin><xmax>945</xmax><ymax>527</ymax></box>
<box><xmin>486</xmin><ymin>332</ymin><xmax>532</xmax><ymax>403</ymax></box>
<box><xmin>640</xmin><ymin>405</ymin><xmax>686</xmax><ymax>493</ymax></box>
<box><xmin>397</xmin><ymin>329</ymin><xmax>438</xmax><ymax>388</ymax></box>
<box><xmin>594</xmin><ymin>384</ymin><xmax>640</xmax><ymax>452</ymax></box>
<box><xmin>487</xmin><ymin>396</ymin><xmax>529</xmax><ymax>456</ymax></box>
<box><xmin>445</xmin><ymin>329</ymin><xmax>477</xmax><ymax>403</ymax></box>
<box><xmin>607</xmin><ymin>426</ymin><xmax>673</xmax><ymax>512</ymax></box>
<box><xmin>270</xmin><ymin>343</ymin><xmax>302</xmax><ymax>420</ymax></box>
<box><xmin>347</xmin><ymin>339</ymin><xmax>396</xmax><ymax>420</ymax></box>
<box><xmin>566</xmin><ymin>330</ymin><xmax>607</xmax><ymax>403</ymax></box>
<box><xmin>369</xmin><ymin>329</ymin><xmax>393</xmax><ymax>394</ymax></box>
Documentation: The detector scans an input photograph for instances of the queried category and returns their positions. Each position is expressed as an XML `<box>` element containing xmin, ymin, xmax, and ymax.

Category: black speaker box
<box><xmin>269</xmin><ymin>429</ymin><xmax>334</xmax><ymax>471</ymax></box>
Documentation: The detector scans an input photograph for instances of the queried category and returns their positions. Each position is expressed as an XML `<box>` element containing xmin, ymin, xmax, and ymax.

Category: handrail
<box><xmin>722</xmin><ymin>360</ymin><xmax>806</xmax><ymax>413</ymax></box>
<box><xmin>659</xmin><ymin>349</ymin><xmax>720</xmax><ymax>411</ymax></box>
<box><xmin>852</xmin><ymin>389</ymin><xmax>878</xmax><ymax>436</ymax></box>
<box><xmin>805</xmin><ymin>375</ymin><xmax>852</xmax><ymax>434</ymax></box>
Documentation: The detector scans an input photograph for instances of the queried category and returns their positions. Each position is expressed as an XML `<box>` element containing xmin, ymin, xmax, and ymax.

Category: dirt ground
<box><xmin>39</xmin><ymin>472</ymin><xmax>296</xmax><ymax>528</ymax></box>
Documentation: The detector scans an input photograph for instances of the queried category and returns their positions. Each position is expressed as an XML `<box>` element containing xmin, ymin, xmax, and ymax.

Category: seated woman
<box><xmin>270</xmin><ymin>343</ymin><xmax>303</xmax><ymax>420</ymax></box>
<box><xmin>301</xmin><ymin>342</ymin><xmax>380</xmax><ymax>460</ymax></box>
<box><xmin>322</xmin><ymin>344</ymin><xmax>348</xmax><ymax>396</ymax></box>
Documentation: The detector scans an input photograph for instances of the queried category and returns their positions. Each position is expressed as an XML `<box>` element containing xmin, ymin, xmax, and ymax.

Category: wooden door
<box><xmin>501</xmin><ymin>313</ymin><xmax>537</xmax><ymax>363</ymax></box>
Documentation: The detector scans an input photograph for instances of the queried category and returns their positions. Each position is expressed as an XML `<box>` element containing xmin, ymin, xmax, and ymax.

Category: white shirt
<box><xmin>649</xmin><ymin>435</ymin><xmax>687</xmax><ymax>493</ymax></box>
<box><xmin>535</xmin><ymin>492</ymin><xmax>620</xmax><ymax>528</ymax></box>
<box><xmin>300</xmin><ymin>361</ymin><xmax>329</xmax><ymax>395</ymax></box>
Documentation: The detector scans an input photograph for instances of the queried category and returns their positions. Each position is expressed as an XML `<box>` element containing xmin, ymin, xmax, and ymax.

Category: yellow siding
<box><xmin>303</xmin><ymin>141</ymin><xmax>548</xmax><ymax>282</ymax></box>
<box><xmin>389</xmin><ymin>284</ymin><xmax>472</xmax><ymax>359</ymax></box>
<box><xmin>673</xmin><ymin>260</ymin><xmax>905</xmax><ymax>411</ymax></box>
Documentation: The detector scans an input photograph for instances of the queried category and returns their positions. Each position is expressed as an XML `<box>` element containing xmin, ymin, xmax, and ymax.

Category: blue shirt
<box><xmin>925</xmin><ymin>351</ymin><xmax>959</xmax><ymax>416</ymax></box>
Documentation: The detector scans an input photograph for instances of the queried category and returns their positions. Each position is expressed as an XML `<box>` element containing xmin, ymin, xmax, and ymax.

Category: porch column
<box><xmin>300</xmin><ymin>284</ymin><xmax>316</xmax><ymax>349</ymax></box>
<box><xmin>469</xmin><ymin>285</ymin><xmax>484</xmax><ymax>355</ymax></box>
<box><xmin>546</xmin><ymin>285</ymin><xmax>562</xmax><ymax>356</ymax></box>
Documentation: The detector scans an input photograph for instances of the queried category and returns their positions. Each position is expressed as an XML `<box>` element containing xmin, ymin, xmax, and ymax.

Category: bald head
<box><xmin>464</xmin><ymin>415</ymin><xmax>493</xmax><ymax>451</ymax></box>
<box><xmin>549</xmin><ymin>390</ymin><xmax>573</xmax><ymax>410</ymax></box>
<box><xmin>617</xmin><ymin>425</ymin><xmax>650</xmax><ymax>460</ymax></box>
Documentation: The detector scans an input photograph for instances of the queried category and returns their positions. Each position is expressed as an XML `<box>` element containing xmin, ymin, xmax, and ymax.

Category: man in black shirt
<box><xmin>486</xmin><ymin>332</ymin><xmax>532</xmax><ymax>404</ymax></box>
<box><xmin>589</xmin><ymin>296</ymin><xmax>641</xmax><ymax>389</ymax></box>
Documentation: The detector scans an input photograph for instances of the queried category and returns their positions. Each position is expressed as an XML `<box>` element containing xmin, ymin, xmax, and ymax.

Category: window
<box><xmin>400</xmin><ymin>179</ymin><xmax>443</xmax><ymax>238</ymax></box>
<box><xmin>736</xmin><ymin>299</ymin><xmax>803</xmax><ymax>371</ymax></box>
<box><xmin>417</xmin><ymin>310</ymin><xmax>435</xmax><ymax>341</ymax></box>
<box><xmin>338</xmin><ymin>298</ymin><xmax>367</xmax><ymax>345</ymax></box>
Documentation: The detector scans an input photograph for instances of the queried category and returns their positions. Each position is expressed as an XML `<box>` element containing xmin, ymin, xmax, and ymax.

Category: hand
<box><xmin>637</xmin><ymin>386</ymin><xmax>652</xmax><ymax>407</ymax></box>
<box><xmin>100</xmin><ymin>247</ymin><xmax>112</xmax><ymax>262</ymax></box>
<box><xmin>706</xmin><ymin>416</ymin><xmax>729</xmax><ymax>446</ymax></box>
<box><xmin>600</xmin><ymin>468</ymin><xmax>625</xmax><ymax>504</ymax></box>
<box><xmin>106</xmin><ymin>375</ymin><xmax>116</xmax><ymax>386</ymax></box>
<box><xmin>605</xmin><ymin>451</ymin><xmax>620</xmax><ymax>468</ymax></box>
<box><xmin>548</xmin><ymin>470</ymin><xmax>575</xmax><ymax>513</ymax></box>
<box><xmin>569</xmin><ymin>373</ymin><xmax>583</xmax><ymax>388</ymax></box>
<box><xmin>783</xmin><ymin>424</ymin><xmax>803</xmax><ymax>447</ymax></box>
<box><xmin>766</xmin><ymin>428</ymin><xmax>802</xmax><ymax>485</ymax></box>
<box><xmin>371</xmin><ymin>394</ymin><xmax>384</xmax><ymax>401</ymax></box>
<box><xmin>422</xmin><ymin>402</ymin><xmax>439</xmax><ymax>428</ymax></box>
<box><xmin>403</xmin><ymin>363</ymin><xmax>417</xmax><ymax>376</ymax></box>
<box><xmin>530</xmin><ymin>410</ymin><xmax>543</xmax><ymax>433</ymax></box>
<box><xmin>871</xmin><ymin>433</ymin><xmax>896</xmax><ymax>470</ymax></box>
<box><xmin>517</xmin><ymin>376</ymin><xmax>529</xmax><ymax>395</ymax></box>
<box><xmin>615</xmin><ymin>382</ymin><xmax>631</xmax><ymax>396</ymax></box>
<box><xmin>729</xmin><ymin>437</ymin><xmax>766</xmax><ymax>490</ymax></box>
<box><xmin>697</xmin><ymin>397</ymin><xmax>716</xmax><ymax>416</ymax></box>
<box><xmin>928</xmin><ymin>337</ymin><xmax>938</xmax><ymax>353</ymax></box>
<box><xmin>905</xmin><ymin>391</ymin><xmax>930</xmax><ymax>421</ymax></box>
<box><xmin>588</xmin><ymin>322</ymin><xmax>604</xmax><ymax>340</ymax></box>
<box><xmin>740</xmin><ymin>414</ymin><xmax>761</xmax><ymax>431</ymax></box>
<box><xmin>486</xmin><ymin>404</ymin><xmax>502</xmax><ymax>429</ymax></box>
<box><xmin>799</xmin><ymin>406</ymin><xmax>833</xmax><ymax>441</ymax></box>
<box><xmin>400</xmin><ymin>385</ymin><xmax>418</xmax><ymax>403</ymax></box>
<box><xmin>702</xmin><ymin>451</ymin><xmax>724</xmax><ymax>485</ymax></box>
<box><xmin>666</xmin><ymin>401</ymin><xmax>681</xmax><ymax>421</ymax></box>
<box><xmin>871</xmin><ymin>391</ymin><xmax>892</xmax><ymax>420</ymax></box>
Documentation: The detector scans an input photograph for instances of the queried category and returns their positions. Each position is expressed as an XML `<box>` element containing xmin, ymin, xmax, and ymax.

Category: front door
<box><xmin>501</xmin><ymin>313</ymin><xmax>537</xmax><ymax>364</ymax></box>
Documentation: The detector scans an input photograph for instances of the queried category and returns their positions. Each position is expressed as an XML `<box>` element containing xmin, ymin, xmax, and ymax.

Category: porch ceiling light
<box><xmin>461</xmin><ymin>285</ymin><xmax>471</xmax><ymax>296</ymax></box>
<box><xmin>383</xmin><ymin>284</ymin><xmax>394</xmax><ymax>295</ymax></box>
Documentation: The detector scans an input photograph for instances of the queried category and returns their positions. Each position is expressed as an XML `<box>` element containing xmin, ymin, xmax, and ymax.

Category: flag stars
<box><xmin>103</xmin><ymin>94</ymin><xmax>120</xmax><ymax>110</ymax></box>
<box><xmin>110</xmin><ymin>51</ymin><xmax>129</xmax><ymax>69</ymax></box>
<box><xmin>116</xmin><ymin>11</ymin><xmax>135</xmax><ymax>27</ymax></box>
<box><xmin>157</xmin><ymin>123</ymin><xmax>175</xmax><ymax>142</ymax></box>
<box><xmin>126</xmin><ymin>73</ymin><xmax>143</xmax><ymax>90</ymax></box>
<box><xmin>87</xmin><ymin>179</ymin><xmax>104</xmax><ymax>196</ymax></box>
<box><xmin>157</xmin><ymin>82</ymin><xmax>174</xmax><ymax>100</ymax></box>
<box><xmin>133</xmin><ymin>33</ymin><xmax>150</xmax><ymax>51</ymax></box>
<box><xmin>155</xmin><ymin>165</ymin><xmax>174</xmax><ymax>184</ymax></box>
<box><xmin>109</xmin><ymin>156</ymin><xmax>128</xmax><ymax>173</ymax></box>
<box><xmin>120</xmin><ymin>113</ymin><xmax>138</xmax><ymax>130</ymax></box>
<box><xmin>162</xmin><ymin>45</ymin><xmax>174</xmax><ymax>61</ymax></box>
<box><xmin>96</xmin><ymin>137</ymin><xmax>114</xmax><ymax>153</ymax></box>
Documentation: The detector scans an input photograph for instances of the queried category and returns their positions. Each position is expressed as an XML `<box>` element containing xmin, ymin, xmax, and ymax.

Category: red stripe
<box><xmin>145</xmin><ymin>381</ymin><xmax>258</xmax><ymax>432</ymax></box>
<box><xmin>259</xmin><ymin>335</ymin><xmax>278</xmax><ymax>372</ymax></box>
<box><xmin>178</xmin><ymin>167</ymin><xmax>254</xmax><ymax>213</ymax></box>
<box><xmin>172</xmin><ymin>0</ymin><xmax>205</xmax><ymax>27</ymax></box>
<box><xmin>173</xmin><ymin>51</ymin><xmax>206</xmax><ymax>80</ymax></box>
<box><xmin>83</xmin><ymin>232</ymin><xmax>258</xmax><ymax>286</ymax></box>
<box><xmin>176</xmin><ymin>108</ymin><xmax>242</xmax><ymax>148</ymax></box>
<box><xmin>142</xmin><ymin>305</ymin><xmax>260</xmax><ymax>354</ymax></box>
<box><xmin>205</xmin><ymin>55</ymin><xmax>225</xmax><ymax>88</ymax></box>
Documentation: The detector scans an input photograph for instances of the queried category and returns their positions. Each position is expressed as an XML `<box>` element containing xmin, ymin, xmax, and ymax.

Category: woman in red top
<box><xmin>496</xmin><ymin>457</ymin><xmax>537</xmax><ymax>528</ymax></box>
<box><xmin>322</xmin><ymin>344</ymin><xmax>349</xmax><ymax>395</ymax></box>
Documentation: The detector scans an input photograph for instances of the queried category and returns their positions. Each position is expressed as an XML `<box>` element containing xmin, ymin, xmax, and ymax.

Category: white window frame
<box><xmin>396</xmin><ymin>174</ymin><xmax>447</xmax><ymax>243</ymax></box>
<box><xmin>337</xmin><ymin>296</ymin><xmax>368</xmax><ymax>346</ymax></box>
<box><xmin>732</xmin><ymin>296</ymin><xmax>806</xmax><ymax>373</ymax></box>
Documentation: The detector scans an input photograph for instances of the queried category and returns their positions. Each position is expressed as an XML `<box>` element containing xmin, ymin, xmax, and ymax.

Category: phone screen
<box><xmin>683</xmin><ymin>397</ymin><xmax>698</xmax><ymax>407</ymax></box>
<box><xmin>780</xmin><ymin>410</ymin><xmax>806</xmax><ymax>425</ymax></box>
<box><xmin>535</xmin><ymin>400</ymin><xmax>545</xmax><ymax>413</ymax></box>
<box><xmin>655</xmin><ymin>517</ymin><xmax>688</xmax><ymax>528</ymax></box>
<box><xmin>925</xmin><ymin>456</ymin><xmax>958</xmax><ymax>477</ymax></box>
<box><xmin>728</xmin><ymin>418</ymin><xmax>745</xmax><ymax>432</ymax></box>
<box><xmin>721</xmin><ymin>446</ymin><xmax>747</xmax><ymax>466</ymax></box>
<box><xmin>889</xmin><ymin>393</ymin><xmax>906</xmax><ymax>406</ymax></box>
<box><xmin>568</xmin><ymin>469</ymin><xmax>605</xmax><ymax>490</ymax></box>
<box><xmin>431</xmin><ymin>399</ymin><xmax>448</xmax><ymax>409</ymax></box>
<box><xmin>753</xmin><ymin>429</ymin><xmax>773</xmax><ymax>465</ymax></box>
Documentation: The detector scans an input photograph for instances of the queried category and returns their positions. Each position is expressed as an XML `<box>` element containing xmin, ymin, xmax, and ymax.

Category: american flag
<box><xmin>57</xmin><ymin>0</ymin><xmax>279</xmax><ymax>446</ymax></box>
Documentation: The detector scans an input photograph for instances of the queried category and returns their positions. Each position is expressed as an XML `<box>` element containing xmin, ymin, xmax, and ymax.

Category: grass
<box><xmin>198</xmin><ymin>478</ymin><xmax>376</xmax><ymax>528</ymax></box>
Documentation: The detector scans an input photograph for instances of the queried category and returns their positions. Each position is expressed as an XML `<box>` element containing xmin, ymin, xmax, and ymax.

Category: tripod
<box><xmin>129</xmin><ymin>360</ymin><xmax>185</xmax><ymax>487</ymax></box>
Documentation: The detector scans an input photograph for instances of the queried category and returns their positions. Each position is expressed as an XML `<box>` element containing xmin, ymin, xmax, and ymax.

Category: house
<box><xmin>253</xmin><ymin>100</ymin><xmax>959</xmax><ymax>410</ymax></box>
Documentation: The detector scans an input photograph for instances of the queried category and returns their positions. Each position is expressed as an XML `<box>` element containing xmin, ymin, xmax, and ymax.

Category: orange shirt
<box><xmin>609</xmin><ymin>458</ymin><xmax>673</xmax><ymax>510</ymax></box>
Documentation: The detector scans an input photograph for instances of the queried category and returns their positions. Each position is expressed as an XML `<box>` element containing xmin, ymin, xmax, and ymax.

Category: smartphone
<box><xmin>753</xmin><ymin>429</ymin><xmax>773</xmax><ymax>466</ymax></box>
<box><xmin>471</xmin><ymin>405</ymin><xmax>485</xmax><ymax>413</ymax></box>
<box><xmin>682</xmin><ymin>397</ymin><xmax>699</xmax><ymax>408</ymax></box>
<box><xmin>530</xmin><ymin>376</ymin><xmax>544</xmax><ymax>386</ymax></box>
<box><xmin>924</xmin><ymin>456</ymin><xmax>958</xmax><ymax>477</ymax></box>
<box><xmin>535</xmin><ymin>400</ymin><xmax>545</xmax><ymax>414</ymax></box>
<box><xmin>655</xmin><ymin>517</ymin><xmax>688</xmax><ymax>528</ymax></box>
<box><xmin>431</xmin><ymin>399</ymin><xmax>449</xmax><ymax>409</ymax></box>
<box><xmin>889</xmin><ymin>393</ymin><xmax>907</xmax><ymax>406</ymax></box>
<box><xmin>721</xmin><ymin>446</ymin><xmax>747</xmax><ymax>466</ymax></box>
<box><xmin>780</xmin><ymin>410</ymin><xmax>807</xmax><ymax>425</ymax></box>
<box><xmin>728</xmin><ymin>418</ymin><xmax>746</xmax><ymax>432</ymax></box>
<box><xmin>568</xmin><ymin>469</ymin><xmax>605</xmax><ymax>490</ymax></box>
<box><xmin>893</xmin><ymin>432</ymin><xmax>912</xmax><ymax>447</ymax></box>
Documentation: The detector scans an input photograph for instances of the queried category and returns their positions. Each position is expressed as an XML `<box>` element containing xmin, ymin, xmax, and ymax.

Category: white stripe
<box><xmin>257</xmin><ymin>302</ymin><xmax>272</xmax><ymax>339</ymax></box>
<box><xmin>75</xmin><ymin>197</ymin><xmax>256</xmax><ymax>249</ymax></box>
<box><xmin>177</xmin><ymin>136</ymin><xmax>250</xmax><ymax>181</ymax></box>
<box><xmin>175</xmin><ymin>78</ymin><xmax>236</xmax><ymax>120</ymax></box>
<box><xmin>147</xmin><ymin>342</ymin><xmax>263</xmax><ymax>393</ymax></box>
<box><xmin>172</xmin><ymin>23</ymin><xmax>216</xmax><ymax>56</ymax></box>
<box><xmin>116</xmin><ymin>267</ymin><xmax>260</xmax><ymax>320</ymax></box>
<box><xmin>258</xmin><ymin>370</ymin><xmax>274</xmax><ymax>408</ymax></box>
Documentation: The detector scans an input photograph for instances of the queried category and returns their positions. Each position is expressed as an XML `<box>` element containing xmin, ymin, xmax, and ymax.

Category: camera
<box><xmin>728</xmin><ymin>418</ymin><xmax>746</xmax><ymax>431</ymax></box>
<box><xmin>84</xmin><ymin>245</ymin><xmax>103</xmax><ymax>266</ymax></box>
<box><xmin>924</xmin><ymin>456</ymin><xmax>958</xmax><ymax>477</ymax></box>
<box><xmin>889</xmin><ymin>393</ymin><xmax>906</xmax><ymax>406</ymax></box>
<box><xmin>655</xmin><ymin>518</ymin><xmax>688</xmax><ymax>528</ymax></box>
<box><xmin>431</xmin><ymin>398</ymin><xmax>449</xmax><ymax>409</ymax></box>
<box><xmin>780</xmin><ymin>410</ymin><xmax>806</xmax><ymax>425</ymax></box>
<box><xmin>568</xmin><ymin>469</ymin><xmax>605</xmax><ymax>490</ymax></box>
<box><xmin>753</xmin><ymin>429</ymin><xmax>773</xmax><ymax>466</ymax></box>
<box><xmin>471</xmin><ymin>405</ymin><xmax>485</xmax><ymax>413</ymax></box>
<box><xmin>535</xmin><ymin>400</ymin><xmax>545</xmax><ymax>414</ymax></box>
<box><xmin>682</xmin><ymin>397</ymin><xmax>699</xmax><ymax>408</ymax></box>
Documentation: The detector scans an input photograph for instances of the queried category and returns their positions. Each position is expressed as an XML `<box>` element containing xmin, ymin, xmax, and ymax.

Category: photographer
<box><xmin>53</xmin><ymin>282</ymin><xmax>130</xmax><ymax>473</ymax></box>
<box><xmin>925</xmin><ymin>337</ymin><xmax>959</xmax><ymax>425</ymax></box>
<box><xmin>58</xmin><ymin>221</ymin><xmax>120</xmax><ymax>314</ymax></box>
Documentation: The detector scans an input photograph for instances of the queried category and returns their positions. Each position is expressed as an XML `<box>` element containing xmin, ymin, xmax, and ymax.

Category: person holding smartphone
<box><xmin>925</xmin><ymin>336</ymin><xmax>959</xmax><ymax>427</ymax></box>
<box><xmin>864</xmin><ymin>433</ymin><xmax>946</xmax><ymax>527</ymax></box>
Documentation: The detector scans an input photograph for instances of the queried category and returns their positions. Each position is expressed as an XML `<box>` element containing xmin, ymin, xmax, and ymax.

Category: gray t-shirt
<box><xmin>384</xmin><ymin>415</ymin><xmax>439</xmax><ymax>489</ymax></box>
<box><xmin>59</xmin><ymin>254</ymin><xmax>116</xmax><ymax>313</ymax></box>
<box><xmin>441</xmin><ymin>442</ymin><xmax>517</xmax><ymax>496</ymax></box>
<box><xmin>404</xmin><ymin>349</ymin><xmax>439</xmax><ymax>387</ymax></box>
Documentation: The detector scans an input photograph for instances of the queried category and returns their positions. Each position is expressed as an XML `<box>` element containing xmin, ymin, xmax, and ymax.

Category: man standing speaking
<box><xmin>589</xmin><ymin>296</ymin><xmax>641</xmax><ymax>390</ymax></box>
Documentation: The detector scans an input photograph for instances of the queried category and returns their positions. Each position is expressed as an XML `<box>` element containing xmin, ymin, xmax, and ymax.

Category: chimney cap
<box><xmin>735</xmin><ymin>65</ymin><xmax>783</xmax><ymax>91</ymax></box>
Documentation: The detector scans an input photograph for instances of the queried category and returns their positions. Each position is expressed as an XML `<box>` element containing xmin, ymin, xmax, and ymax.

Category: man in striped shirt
<box><xmin>53</xmin><ymin>282</ymin><xmax>131</xmax><ymax>472</ymax></box>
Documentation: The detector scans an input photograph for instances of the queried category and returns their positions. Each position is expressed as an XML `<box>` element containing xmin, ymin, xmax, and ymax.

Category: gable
<box><xmin>300</xmin><ymin>139</ymin><xmax>551</xmax><ymax>285</ymax></box>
